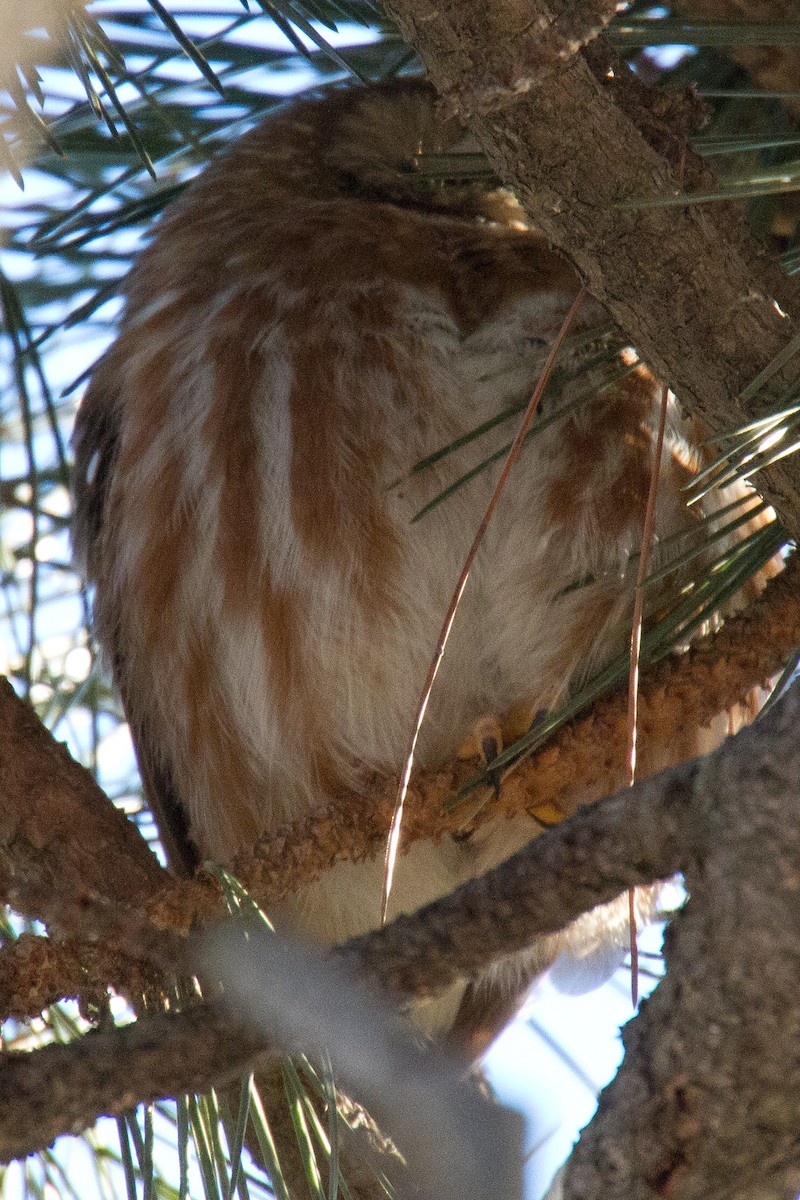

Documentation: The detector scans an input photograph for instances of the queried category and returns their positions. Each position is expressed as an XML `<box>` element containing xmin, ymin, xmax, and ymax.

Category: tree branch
<box><xmin>4</xmin><ymin>673</ymin><xmax>800</xmax><ymax>1166</ymax></box>
<box><xmin>235</xmin><ymin>556</ymin><xmax>800</xmax><ymax>906</ymax></box>
<box><xmin>0</xmin><ymin>674</ymin><xmax>221</xmax><ymax>951</ymax></box>
<box><xmin>563</xmin><ymin>679</ymin><xmax>800</xmax><ymax>1200</ymax></box>
<box><xmin>0</xmin><ymin>677</ymin><xmax>166</xmax><ymax>924</ymax></box>
<box><xmin>0</xmin><ymin>1006</ymin><xmax>265</xmax><ymax>1163</ymax></box>
<box><xmin>0</xmin><ymin>737</ymin><xmax>685</xmax><ymax>1161</ymax></box>
<box><xmin>0</xmin><ymin>566</ymin><xmax>797</xmax><ymax>1169</ymax></box>
<box><xmin>0</xmin><ymin>932</ymin><xmax>166</xmax><ymax>1023</ymax></box>
<box><xmin>336</xmin><ymin>755</ymin><xmax>695</xmax><ymax>1001</ymax></box>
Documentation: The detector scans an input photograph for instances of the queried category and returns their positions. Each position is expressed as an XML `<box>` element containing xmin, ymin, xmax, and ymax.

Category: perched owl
<box><xmin>72</xmin><ymin>78</ymin><xmax>768</xmax><ymax>1046</ymax></box>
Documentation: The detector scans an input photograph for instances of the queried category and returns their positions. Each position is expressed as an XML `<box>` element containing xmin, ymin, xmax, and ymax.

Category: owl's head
<box><xmin>261</xmin><ymin>78</ymin><xmax>529</xmax><ymax>226</ymax></box>
<box><xmin>118</xmin><ymin>78</ymin><xmax>535</xmax><ymax>315</ymax></box>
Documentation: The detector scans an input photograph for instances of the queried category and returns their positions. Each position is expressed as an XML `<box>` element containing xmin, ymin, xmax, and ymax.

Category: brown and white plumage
<box><xmin>72</xmin><ymin>79</ymin><xmax>767</xmax><ymax>1042</ymax></box>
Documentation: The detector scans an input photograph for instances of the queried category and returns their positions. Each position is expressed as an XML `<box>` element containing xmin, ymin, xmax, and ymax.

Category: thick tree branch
<box><xmin>0</xmin><ymin>745</ymin><xmax>690</xmax><ymax>1161</ymax></box>
<box><xmin>381</xmin><ymin>0</ymin><xmax>800</xmax><ymax>537</ymax></box>
<box><xmin>0</xmin><ymin>676</ymin><xmax>222</xmax><ymax>947</ymax></box>
<box><xmin>336</xmin><ymin>756</ymin><xmax>696</xmax><ymax>1001</ymax></box>
<box><xmin>0</xmin><ymin>567</ymin><xmax>797</xmax><ymax>1168</ymax></box>
<box><xmin>0</xmin><ymin>1006</ymin><xmax>265</xmax><ymax>1163</ymax></box>
<box><xmin>236</xmin><ymin>557</ymin><xmax>800</xmax><ymax>905</ymax></box>
<box><xmin>4</xmin><ymin>674</ymin><xmax>800</xmax><ymax>1166</ymax></box>
<box><xmin>563</xmin><ymin>680</ymin><xmax>800</xmax><ymax>1200</ymax></box>
<box><xmin>0</xmin><ymin>677</ymin><xmax>166</xmax><ymax>924</ymax></box>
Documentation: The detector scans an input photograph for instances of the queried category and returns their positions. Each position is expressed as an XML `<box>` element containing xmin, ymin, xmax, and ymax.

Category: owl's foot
<box><xmin>456</xmin><ymin>705</ymin><xmax>545</xmax><ymax>768</ymax></box>
<box><xmin>457</xmin><ymin>715</ymin><xmax>505</xmax><ymax>798</ymax></box>
<box><xmin>457</xmin><ymin>706</ymin><xmax>565</xmax><ymax>830</ymax></box>
<box><xmin>453</xmin><ymin>716</ymin><xmax>505</xmax><ymax>834</ymax></box>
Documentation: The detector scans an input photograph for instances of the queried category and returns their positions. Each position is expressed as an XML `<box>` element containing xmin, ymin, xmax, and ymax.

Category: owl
<box><xmin>72</xmin><ymin>78</ymin><xmax>767</xmax><ymax>1048</ymax></box>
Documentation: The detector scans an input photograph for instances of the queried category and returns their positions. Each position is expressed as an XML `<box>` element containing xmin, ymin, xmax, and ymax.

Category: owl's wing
<box><xmin>72</xmin><ymin>374</ymin><xmax>199</xmax><ymax>877</ymax></box>
<box><xmin>448</xmin><ymin>962</ymin><xmax>553</xmax><ymax>1061</ymax></box>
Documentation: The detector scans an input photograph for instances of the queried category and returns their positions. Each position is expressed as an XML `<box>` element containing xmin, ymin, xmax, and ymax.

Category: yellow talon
<box><xmin>530</xmin><ymin>801</ymin><xmax>566</xmax><ymax>828</ymax></box>
<box><xmin>457</xmin><ymin>715</ymin><xmax>504</xmax><ymax>763</ymax></box>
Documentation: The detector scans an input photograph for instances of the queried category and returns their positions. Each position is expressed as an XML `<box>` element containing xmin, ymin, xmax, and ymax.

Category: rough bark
<box><xmin>0</xmin><ymin>1007</ymin><xmax>265</xmax><ymax>1162</ymax></box>
<box><xmin>237</xmin><ymin>556</ymin><xmax>800</xmax><ymax>908</ymax></box>
<box><xmin>563</xmin><ymin>679</ymin><xmax>800</xmax><ymax>1200</ymax></box>
<box><xmin>0</xmin><ymin>676</ymin><xmax>165</xmax><ymax>924</ymax></box>
<box><xmin>0</xmin><ymin>739</ymin><xmax>693</xmax><ymax>1160</ymax></box>
<box><xmin>1</xmin><ymin>554</ymin><xmax>797</xmax><ymax>967</ymax></box>
<box><xmin>3</xmin><ymin>677</ymin><xmax>800</xmax><ymax>1190</ymax></box>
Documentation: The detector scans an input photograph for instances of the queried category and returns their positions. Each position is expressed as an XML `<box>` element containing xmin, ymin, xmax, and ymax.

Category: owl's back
<box><xmin>73</xmin><ymin>82</ymin><xmax>762</xmax><ymax>1010</ymax></box>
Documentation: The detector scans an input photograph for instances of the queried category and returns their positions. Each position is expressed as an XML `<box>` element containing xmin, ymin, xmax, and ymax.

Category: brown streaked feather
<box><xmin>124</xmin><ymin>695</ymin><xmax>200</xmax><ymax>878</ymax></box>
<box><xmin>71</xmin><ymin>77</ymin><xmax>780</xmax><ymax>1050</ymax></box>
<box><xmin>448</xmin><ymin>961</ymin><xmax>556</xmax><ymax>1063</ymax></box>
<box><xmin>72</xmin><ymin>375</ymin><xmax>200</xmax><ymax>876</ymax></box>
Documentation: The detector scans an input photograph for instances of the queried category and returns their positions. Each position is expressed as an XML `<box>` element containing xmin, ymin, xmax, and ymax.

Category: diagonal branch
<box><xmin>4</xmin><ymin>662</ymin><xmax>800</xmax><ymax>1167</ymax></box>
<box><xmin>0</xmin><ymin>676</ymin><xmax>166</xmax><ymax>924</ymax></box>
<box><xmin>236</xmin><ymin>557</ymin><xmax>800</xmax><ymax>906</ymax></box>
<box><xmin>0</xmin><ymin>740</ymin><xmax>692</xmax><ymax>1162</ymax></box>
<box><xmin>3</xmin><ymin>672</ymin><xmax>800</xmax><ymax>1164</ymax></box>
<box><xmin>563</xmin><ymin>677</ymin><xmax>800</xmax><ymax>1200</ymax></box>
<box><xmin>1</xmin><ymin>555</ymin><xmax>798</xmax><ymax>971</ymax></box>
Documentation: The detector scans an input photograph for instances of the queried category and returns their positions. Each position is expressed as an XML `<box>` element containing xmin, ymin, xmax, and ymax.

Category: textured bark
<box><xmin>0</xmin><ymin>932</ymin><xmax>166</xmax><ymax>1023</ymax></box>
<box><xmin>381</xmin><ymin>0</ymin><xmax>800</xmax><ymax>537</ymax></box>
<box><xmin>337</xmin><ymin>757</ymin><xmax>695</xmax><ymax>1000</ymax></box>
<box><xmin>0</xmin><ymin>745</ymin><xmax>690</xmax><ymax>1160</ymax></box>
<box><xmin>0</xmin><ymin>1006</ymin><xmax>264</xmax><ymax>1162</ymax></box>
<box><xmin>0</xmin><ymin>676</ymin><xmax>165</xmax><ymax>924</ymax></box>
<box><xmin>1</xmin><ymin>555</ymin><xmax>798</xmax><ymax>1011</ymax></box>
<box><xmin>2</xmin><ymin>675</ymin><xmax>800</xmax><ymax>1186</ymax></box>
<box><xmin>2</xmin><ymin>677</ymin><xmax>800</xmax><ymax>1178</ymax></box>
<box><xmin>563</xmin><ymin>681</ymin><xmax>800</xmax><ymax>1200</ymax></box>
<box><xmin>237</xmin><ymin>556</ymin><xmax>800</xmax><ymax>908</ymax></box>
